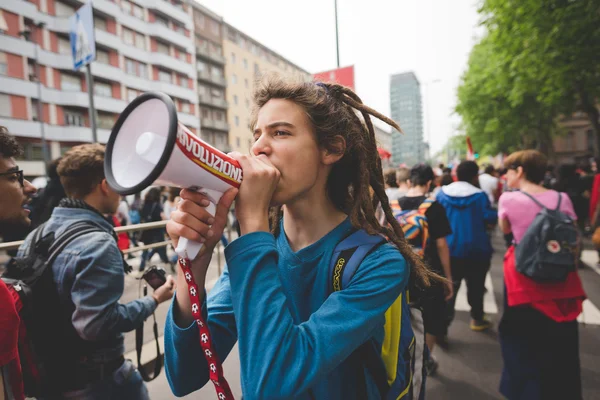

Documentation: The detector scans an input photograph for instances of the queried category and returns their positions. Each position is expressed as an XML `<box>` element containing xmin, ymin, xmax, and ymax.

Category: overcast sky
<box><xmin>197</xmin><ymin>0</ymin><xmax>483</xmax><ymax>155</ymax></box>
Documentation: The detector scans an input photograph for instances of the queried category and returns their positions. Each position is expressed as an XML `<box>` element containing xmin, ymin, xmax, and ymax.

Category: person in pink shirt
<box><xmin>497</xmin><ymin>149</ymin><xmax>585</xmax><ymax>400</ymax></box>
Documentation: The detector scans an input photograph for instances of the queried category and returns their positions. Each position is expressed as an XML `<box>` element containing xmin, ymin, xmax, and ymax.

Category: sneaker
<box><xmin>470</xmin><ymin>317</ymin><xmax>492</xmax><ymax>332</ymax></box>
<box><xmin>424</xmin><ymin>356</ymin><xmax>438</xmax><ymax>376</ymax></box>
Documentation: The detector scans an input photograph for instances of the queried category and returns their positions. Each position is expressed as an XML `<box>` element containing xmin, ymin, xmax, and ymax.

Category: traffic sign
<box><xmin>69</xmin><ymin>2</ymin><xmax>96</xmax><ymax>70</ymax></box>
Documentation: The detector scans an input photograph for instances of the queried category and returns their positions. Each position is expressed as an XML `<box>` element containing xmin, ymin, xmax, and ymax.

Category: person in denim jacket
<box><xmin>17</xmin><ymin>144</ymin><xmax>175</xmax><ymax>400</ymax></box>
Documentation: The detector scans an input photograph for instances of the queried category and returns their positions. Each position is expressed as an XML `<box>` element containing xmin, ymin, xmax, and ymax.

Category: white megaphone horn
<box><xmin>104</xmin><ymin>91</ymin><xmax>242</xmax><ymax>260</ymax></box>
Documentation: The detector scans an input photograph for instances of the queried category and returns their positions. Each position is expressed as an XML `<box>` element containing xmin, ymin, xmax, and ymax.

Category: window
<box><xmin>123</xmin><ymin>28</ymin><xmax>134</xmax><ymax>46</ymax></box>
<box><xmin>64</xmin><ymin>110</ymin><xmax>84</xmax><ymax>126</ymax></box>
<box><xmin>94</xmin><ymin>81</ymin><xmax>112</xmax><ymax>97</ymax></box>
<box><xmin>173</xmin><ymin>23</ymin><xmax>184</xmax><ymax>34</ymax></box>
<box><xmin>125</xmin><ymin>58</ymin><xmax>136</xmax><ymax>75</ymax></box>
<box><xmin>96</xmin><ymin>49</ymin><xmax>109</xmax><ymax>64</ymax></box>
<box><xmin>214</xmin><ymin>111</ymin><xmax>223</xmax><ymax>121</ymax></box>
<box><xmin>157</xmin><ymin>41</ymin><xmax>169</xmax><ymax>55</ymax></box>
<box><xmin>211</xmin><ymin>67</ymin><xmax>223</xmax><ymax>78</ymax></box>
<box><xmin>58</xmin><ymin>37</ymin><xmax>71</xmax><ymax>55</ymax></box>
<box><xmin>158</xmin><ymin>70</ymin><xmax>171</xmax><ymax>83</ymax></box>
<box><xmin>61</xmin><ymin>73</ymin><xmax>81</xmax><ymax>91</ymax></box>
<box><xmin>21</xmin><ymin>143</ymin><xmax>44</xmax><ymax>161</ymax></box>
<box><xmin>231</xmin><ymin>52</ymin><xmax>236</xmax><ymax>64</ymax></box>
<box><xmin>197</xmin><ymin>61</ymin><xmax>207</xmax><ymax>72</ymax></box>
<box><xmin>179</xmin><ymin>75</ymin><xmax>189</xmax><ymax>88</ymax></box>
<box><xmin>196</xmin><ymin>14</ymin><xmax>205</xmax><ymax>29</ymax></box>
<box><xmin>138</xmin><ymin>63</ymin><xmax>147</xmax><ymax>79</ymax></box>
<box><xmin>201</xmin><ymin>108</ymin><xmax>209</xmax><ymax>119</ymax></box>
<box><xmin>134</xmin><ymin>32</ymin><xmax>146</xmax><ymax>50</ymax></box>
<box><xmin>245</xmin><ymin>99</ymin><xmax>249</xmax><ymax>108</ymax></box>
<box><xmin>244</xmin><ymin>79</ymin><xmax>248</xmax><ymax>88</ymax></box>
<box><xmin>0</xmin><ymin>94</ymin><xmax>10</xmax><ymax>117</ymax></box>
<box><xmin>0</xmin><ymin>52</ymin><xmax>6</xmax><ymax>75</ymax></box>
<box><xmin>233</xmin><ymin>95</ymin><xmax>238</xmax><ymax>105</ymax></box>
<box><xmin>155</xmin><ymin>15</ymin><xmax>168</xmax><ymax>27</ymax></box>
<box><xmin>55</xmin><ymin>1</ymin><xmax>75</xmax><ymax>17</ymax></box>
<box><xmin>132</xmin><ymin>4</ymin><xmax>144</xmax><ymax>19</ymax></box>
<box><xmin>234</xmin><ymin>116</ymin><xmax>239</xmax><ymax>126</ymax></box>
<box><xmin>254</xmin><ymin>63</ymin><xmax>260</xmax><ymax>74</ymax></box>
<box><xmin>94</xmin><ymin>17</ymin><xmax>107</xmax><ymax>31</ymax></box>
<box><xmin>181</xmin><ymin>101</ymin><xmax>190</xmax><ymax>113</ymax></box>
<box><xmin>178</xmin><ymin>51</ymin><xmax>187</xmax><ymax>62</ymax></box>
<box><xmin>97</xmin><ymin>113</ymin><xmax>114</xmax><ymax>129</ymax></box>
<box><xmin>231</xmin><ymin>74</ymin><xmax>237</xmax><ymax>85</ymax></box>
<box><xmin>210</xmin><ymin>20</ymin><xmax>219</xmax><ymax>35</ymax></box>
<box><xmin>120</xmin><ymin>0</ymin><xmax>132</xmax><ymax>14</ymax></box>
<box><xmin>0</xmin><ymin>11</ymin><xmax>7</xmax><ymax>34</ymax></box>
<box><xmin>243</xmin><ymin>59</ymin><xmax>248</xmax><ymax>70</ymax></box>
<box><xmin>127</xmin><ymin>88</ymin><xmax>140</xmax><ymax>102</ymax></box>
<box><xmin>236</xmin><ymin>137</ymin><xmax>240</xmax><ymax>147</ymax></box>
<box><xmin>31</xmin><ymin>99</ymin><xmax>39</xmax><ymax>121</ymax></box>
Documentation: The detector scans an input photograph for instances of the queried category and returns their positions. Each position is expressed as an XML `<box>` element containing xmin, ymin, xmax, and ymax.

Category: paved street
<box><xmin>103</xmin><ymin>232</ymin><xmax>600</xmax><ymax>399</ymax></box>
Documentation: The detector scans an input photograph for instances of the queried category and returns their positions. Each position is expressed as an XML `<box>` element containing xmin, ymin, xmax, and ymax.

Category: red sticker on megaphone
<box><xmin>176</xmin><ymin>126</ymin><xmax>242</xmax><ymax>188</ymax></box>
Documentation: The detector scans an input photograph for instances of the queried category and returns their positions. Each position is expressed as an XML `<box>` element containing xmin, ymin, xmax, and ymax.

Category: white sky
<box><xmin>197</xmin><ymin>0</ymin><xmax>483</xmax><ymax>155</ymax></box>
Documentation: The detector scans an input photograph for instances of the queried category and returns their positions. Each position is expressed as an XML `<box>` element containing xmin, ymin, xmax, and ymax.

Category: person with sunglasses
<box><xmin>0</xmin><ymin>126</ymin><xmax>36</xmax><ymax>400</ymax></box>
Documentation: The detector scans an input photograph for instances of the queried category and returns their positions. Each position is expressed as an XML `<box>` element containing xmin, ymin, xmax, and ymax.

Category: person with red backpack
<box><xmin>397</xmin><ymin>164</ymin><xmax>454</xmax><ymax>375</ymax></box>
<box><xmin>0</xmin><ymin>126</ymin><xmax>37</xmax><ymax>400</ymax></box>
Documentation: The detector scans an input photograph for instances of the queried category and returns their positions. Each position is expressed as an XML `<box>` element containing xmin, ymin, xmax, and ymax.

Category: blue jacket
<box><xmin>164</xmin><ymin>218</ymin><xmax>409</xmax><ymax>399</ymax></box>
<box><xmin>436</xmin><ymin>181</ymin><xmax>498</xmax><ymax>259</ymax></box>
<box><xmin>17</xmin><ymin>207</ymin><xmax>157</xmax><ymax>362</ymax></box>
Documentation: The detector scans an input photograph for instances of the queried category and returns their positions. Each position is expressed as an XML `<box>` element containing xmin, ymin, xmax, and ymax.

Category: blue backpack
<box><xmin>328</xmin><ymin>229</ymin><xmax>427</xmax><ymax>400</ymax></box>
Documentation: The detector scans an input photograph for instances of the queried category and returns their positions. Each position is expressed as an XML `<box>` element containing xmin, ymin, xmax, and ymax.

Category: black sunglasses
<box><xmin>0</xmin><ymin>169</ymin><xmax>24</xmax><ymax>187</ymax></box>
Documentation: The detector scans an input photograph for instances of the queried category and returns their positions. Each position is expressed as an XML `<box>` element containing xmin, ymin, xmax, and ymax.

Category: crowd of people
<box><xmin>0</xmin><ymin>73</ymin><xmax>591</xmax><ymax>400</ymax></box>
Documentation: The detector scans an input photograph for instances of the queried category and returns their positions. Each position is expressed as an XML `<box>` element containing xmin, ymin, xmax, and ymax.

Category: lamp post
<box><xmin>334</xmin><ymin>0</ymin><xmax>340</xmax><ymax>67</ymax></box>
<box><xmin>20</xmin><ymin>22</ymin><xmax>50</xmax><ymax>165</ymax></box>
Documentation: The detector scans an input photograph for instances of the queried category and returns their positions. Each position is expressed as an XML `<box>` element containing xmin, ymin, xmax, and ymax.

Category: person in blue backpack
<box><xmin>436</xmin><ymin>160</ymin><xmax>498</xmax><ymax>334</ymax></box>
<box><xmin>163</xmin><ymin>74</ymin><xmax>440</xmax><ymax>399</ymax></box>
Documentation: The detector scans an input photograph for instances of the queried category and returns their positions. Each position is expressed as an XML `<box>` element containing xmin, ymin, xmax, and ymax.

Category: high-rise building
<box><xmin>390</xmin><ymin>71</ymin><xmax>423</xmax><ymax>166</ymax></box>
<box><xmin>0</xmin><ymin>0</ymin><xmax>198</xmax><ymax>177</ymax></box>
<box><xmin>190</xmin><ymin>3</ymin><xmax>229</xmax><ymax>151</ymax></box>
<box><xmin>223</xmin><ymin>23</ymin><xmax>310</xmax><ymax>155</ymax></box>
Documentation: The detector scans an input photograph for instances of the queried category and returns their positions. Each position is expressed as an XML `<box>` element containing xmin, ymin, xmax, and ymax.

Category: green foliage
<box><xmin>456</xmin><ymin>0</ymin><xmax>600</xmax><ymax>158</ymax></box>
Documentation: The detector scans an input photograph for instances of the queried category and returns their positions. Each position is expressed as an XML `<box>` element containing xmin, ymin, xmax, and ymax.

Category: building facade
<box><xmin>190</xmin><ymin>2</ymin><xmax>228</xmax><ymax>151</ymax></box>
<box><xmin>0</xmin><ymin>0</ymin><xmax>198</xmax><ymax>177</ymax></box>
<box><xmin>390</xmin><ymin>71</ymin><xmax>423</xmax><ymax>166</ymax></box>
<box><xmin>222</xmin><ymin>23</ymin><xmax>310</xmax><ymax>155</ymax></box>
<box><xmin>553</xmin><ymin>112</ymin><xmax>596</xmax><ymax>163</ymax></box>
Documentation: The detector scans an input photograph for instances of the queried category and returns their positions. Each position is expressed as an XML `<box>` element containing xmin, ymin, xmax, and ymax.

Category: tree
<box><xmin>480</xmin><ymin>0</ymin><xmax>600</xmax><ymax>154</ymax></box>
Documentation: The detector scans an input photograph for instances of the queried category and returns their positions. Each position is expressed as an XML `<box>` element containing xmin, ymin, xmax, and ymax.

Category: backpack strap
<box><xmin>45</xmin><ymin>221</ymin><xmax>105</xmax><ymax>267</ymax></box>
<box><xmin>328</xmin><ymin>229</ymin><xmax>389</xmax><ymax>398</ymax></box>
<box><xmin>328</xmin><ymin>229</ymin><xmax>387</xmax><ymax>292</ymax></box>
<box><xmin>555</xmin><ymin>192</ymin><xmax>562</xmax><ymax>211</ymax></box>
<box><xmin>519</xmin><ymin>191</ymin><xmax>546</xmax><ymax>209</ymax></box>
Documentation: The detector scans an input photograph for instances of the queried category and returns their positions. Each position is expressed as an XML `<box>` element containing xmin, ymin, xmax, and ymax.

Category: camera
<box><xmin>141</xmin><ymin>266</ymin><xmax>167</xmax><ymax>290</ymax></box>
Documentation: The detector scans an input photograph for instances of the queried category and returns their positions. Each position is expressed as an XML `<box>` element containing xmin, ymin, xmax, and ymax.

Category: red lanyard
<box><xmin>178</xmin><ymin>256</ymin><xmax>235</xmax><ymax>400</ymax></box>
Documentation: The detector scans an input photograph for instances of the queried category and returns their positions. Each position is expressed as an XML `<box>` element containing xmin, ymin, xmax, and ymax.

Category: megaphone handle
<box><xmin>175</xmin><ymin>201</ymin><xmax>217</xmax><ymax>260</ymax></box>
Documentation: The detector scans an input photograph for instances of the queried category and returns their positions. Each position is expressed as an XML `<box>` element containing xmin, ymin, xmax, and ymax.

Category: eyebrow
<box><xmin>1</xmin><ymin>166</ymin><xmax>19</xmax><ymax>174</ymax></box>
<box><xmin>253</xmin><ymin>121</ymin><xmax>295</xmax><ymax>134</ymax></box>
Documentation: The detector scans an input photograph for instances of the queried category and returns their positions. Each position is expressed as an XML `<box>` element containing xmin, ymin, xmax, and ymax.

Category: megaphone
<box><xmin>104</xmin><ymin>91</ymin><xmax>242</xmax><ymax>260</ymax></box>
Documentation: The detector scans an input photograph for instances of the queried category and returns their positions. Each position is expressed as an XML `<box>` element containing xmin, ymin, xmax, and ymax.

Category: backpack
<box><xmin>1</xmin><ymin>221</ymin><xmax>103</xmax><ymax>397</ymax></box>
<box><xmin>394</xmin><ymin>200</ymin><xmax>434</xmax><ymax>257</ymax></box>
<box><xmin>129</xmin><ymin>209</ymin><xmax>141</xmax><ymax>225</ymax></box>
<box><xmin>515</xmin><ymin>192</ymin><xmax>580</xmax><ymax>282</ymax></box>
<box><xmin>328</xmin><ymin>229</ymin><xmax>427</xmax><ymax>400</ymax></box>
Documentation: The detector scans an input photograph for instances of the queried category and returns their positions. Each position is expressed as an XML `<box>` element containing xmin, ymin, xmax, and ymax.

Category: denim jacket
<box><xmin>17</xmin><ymin>207</ymin><xmax>157</xmax><ymax>362</ymax></box>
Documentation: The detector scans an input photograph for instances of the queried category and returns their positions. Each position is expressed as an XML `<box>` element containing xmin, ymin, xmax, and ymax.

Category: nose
<box><xmin>251</xmin><ymin>134</ymin><xmax>271</xmax><ymax>157</ymax></box>
<box><xmin>23</xmin><ymin>179</ymin><xmax>37</xmax><ymax>196</ymax></box>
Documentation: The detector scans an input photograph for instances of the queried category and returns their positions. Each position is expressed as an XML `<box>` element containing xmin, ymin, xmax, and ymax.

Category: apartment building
<box><xmin>190</xmin><ymin>2</ymin><xmax>228</xmax><ymax>151</ymax></box>
<box><xmin>0</xmin><ymin>0</ymin><xmax>198</xmax><ymax>177</ymax></box>
<box><xmin>223</xmin><ymin>23</ymin><xmax>310</xmax><ymax>154</ymax></box>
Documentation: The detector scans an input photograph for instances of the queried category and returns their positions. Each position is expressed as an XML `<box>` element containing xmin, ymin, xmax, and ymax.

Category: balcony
<box><xmin>195</xmin><ymin>46</ymin><xmax>226</xmax><ymax>65</ymax></box>
<box><xmin>38</xmin><ymin>49</ymin><xmax>72</xmax><ymax>70</ymax></box>
<box><xmin>152</xmin><ymin>53</ymin><xmax>194</xmax><ymax>77</ymax></box>
<box><xmin>150</xmin><ymin>23</ymin><xmax>193</xmax><ymax>52</ymax></box>
<box><xmin>153</xmin><ymin>81</ymin><xmax>197</xmax><ymax>103</ymax></box>
<box><xmin>0</xmin><ymin>34</ymin><xmax>35</xmax><ymax>59</ymax></box>
<box><xmin>145</xmin><ymin>0</ymin><xmax>192</xmax><ymax>28</ymax></box>
<box><xmin>90</xmin><ymin>62</ymin><xmax>124</xmax><ymax>83</ymax></box>
<box><xmin>201</xmin><ymin>118</ymin><xmax>229</xmax><ymax>132</ymax></box>
<box><xmin>196</xmin><ymin>69</ymin><xmax>227</xmax><ymax>88</ymax></box>
<box><xmin>198</xmin><ymin>94</ymin><xmax>228</xmax><ymax>110</ymax></box>
<box><xmin>0</xmin><ymin>118</ymin><xmax>42</xmax><ymax>139</ymax></box>
<box><xmin>40</xmin><ymin>88</ymin><xmax>127</xmax><ymax>114</ymax></box>
<box><xmin>178</xmin><ymin>112</ymin><xmax>200</xmax><ymax>128</ymax></box>
<box><xmin>0</xmin><ymin>75</ymin><xmax>37</xmax><ymax>98</ymax></box>
<box><xmin>46</xmin><ymin>125</ymin><xmax>111</xmax><ymax>143</ymax></box>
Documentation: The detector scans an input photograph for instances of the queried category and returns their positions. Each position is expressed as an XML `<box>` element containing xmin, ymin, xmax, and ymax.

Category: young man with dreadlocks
<box><xmin>164</xmin><ymin>74</ymin><xmax>437</xmax><ymax>399</ymax></box>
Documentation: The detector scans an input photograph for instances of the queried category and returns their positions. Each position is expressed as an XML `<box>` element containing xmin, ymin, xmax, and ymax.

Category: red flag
<box><xmin>466</xmin><ymin>136</ymin><xmax>474</xmax><ymax>160</ymax></box>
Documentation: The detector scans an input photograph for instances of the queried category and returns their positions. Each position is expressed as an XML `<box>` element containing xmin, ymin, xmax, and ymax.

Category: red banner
<box><xmin>313</xmin><ymin>65</ymin><xmax>355</xmax><ymax>91</ymax></box>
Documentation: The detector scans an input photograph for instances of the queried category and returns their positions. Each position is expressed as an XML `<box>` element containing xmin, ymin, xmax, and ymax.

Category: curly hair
<box><xmin>249</xmin><ymin>74</ymin><xmax>438</xmax><ymax>287</ymax></box>
<box><xmin>0</xmin><ymin>126</ymin><xmax>23</xmax><ymax>159</ymax></box>
<box><xmin>57</xmin><ymin>143</ymin><xmax>105</xmax><ymax>199</ymax></box>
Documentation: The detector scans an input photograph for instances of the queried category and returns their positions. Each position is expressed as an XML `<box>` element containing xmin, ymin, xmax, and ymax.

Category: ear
<box><xmin>100</xmin><ymin>179</ymin><xmax>111</xmax><ymax>196</ymax></box>
<box><xmin>321</xmin><ymin>135</ymin><xmax>346</xmax><ymax>166</ymax></box>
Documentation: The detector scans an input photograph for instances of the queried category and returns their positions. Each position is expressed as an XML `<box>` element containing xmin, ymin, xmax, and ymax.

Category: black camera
<box><xmin>141</xmin><ymin>266</ymin><xmax>167</xmax><ymax>290</ymax></box>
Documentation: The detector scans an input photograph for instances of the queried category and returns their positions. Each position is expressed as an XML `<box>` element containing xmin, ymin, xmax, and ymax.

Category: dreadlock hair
<box><xmin>249</xmin><ymin>73</ymin><xmax>437</xmax><ymax>287</ymax></box>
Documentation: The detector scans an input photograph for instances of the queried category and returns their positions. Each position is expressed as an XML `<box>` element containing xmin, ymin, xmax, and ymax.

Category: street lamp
<box><xmin>19</xmin><ymin>22</ymin><xmax>50</xmax><ymax>166</ymax></box>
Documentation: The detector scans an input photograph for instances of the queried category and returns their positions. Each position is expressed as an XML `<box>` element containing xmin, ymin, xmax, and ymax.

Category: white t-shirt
<box><xmin>478</xmin><ymin>173</ymin><xmax>498</xmax><ymax>205</ymax></box>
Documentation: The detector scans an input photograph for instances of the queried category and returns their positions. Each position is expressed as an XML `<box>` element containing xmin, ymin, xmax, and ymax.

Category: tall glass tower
<box><xmin>390</xmin><ymin>72</ymin><xmax>424</xmax><ymax>166</ymax></box>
